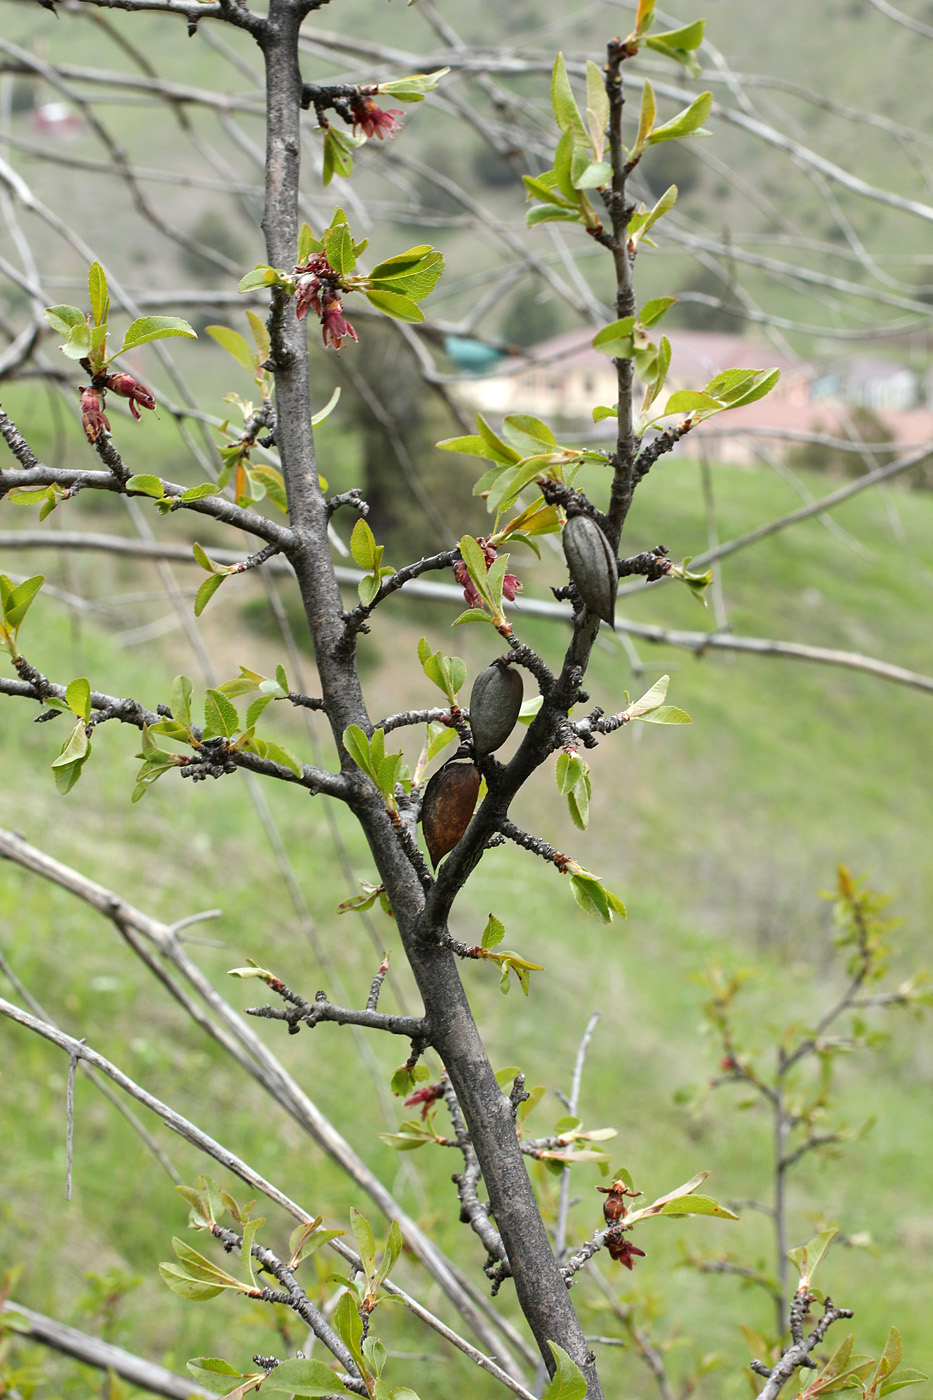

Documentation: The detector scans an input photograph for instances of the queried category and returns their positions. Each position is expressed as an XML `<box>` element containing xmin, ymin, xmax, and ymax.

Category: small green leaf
<box><xmin>378</xmin><ymin>67</ymin><xmax>449</xmax><ymax>101</ymax></box>
<box><xmin>551</xmin><ymin>53</ymin><xmax>586</xmax><ymax>137</ymax></box>
<box><xmin>259</xmin><ymin>1358</ymin><xmax>346</xmax><ymax>1397</ymax></box>
<box><xmin>593</xmin><ymin>317</ymin><xmax>637</xmax><ymax>357</ymax></box>
<box><xmin>2</xmin><ymin>573</ymin><xmax>45</xmax><ymax>631</ymax></box>
<box><xmin>88</xmin><ymin>262</ymin><xmax>109</xmax><ymax>327</ymax></box>
<box><xmin>646</xmin><ymin>92</ymin><xmax>712</xmax><ymax>145</ymax></box>
<box><xmin>51</xmin><ymin>720</ymin><xmax>89</xmax><ymax>768</ymax></box>
<box><xmin>238</xmin><ymin>265</ymin><xmax>288</xmax><ymax>294</ymax></box>
<box><xmin>126</xmin><ymin>474</ymin><xmax>166</xmax><ymax>499</ymax></box>
<box><xmin>541</xmin><ymin>1343</ymin><xmax>587</xmax><ymax>1400</ymax></box>
<box><xmin>481</xmin><ymin>914</ymin><xmax>505</xmax><ymax>949</ymax></box>
<box><xmin>206</xmin><ymin>324</ymin><xmax>259</xmax><ymax>375</ymax></box>
<box><xmin>158</xmin><ymin>1265</ymin><xmax>224</xmax><ymax>1301</ymax></box>
<box><xmin>44</xmin><ymin>304</ymin><xmax>86</xmax><ymax>335</ymax></box>
<box><xmin>350</xmin><ymin>1208</ymin><xmax>377</xmax><ymax>1275</ymax></box>
<box><xmin>118</xmin><ymin>316</ymin><xmax>196</xmax><ymax>353</ymax></box>
<box><xmin>365</xmin><ymin>288</ymin><xmax>425</xmax><ymax>323</ymax></box>
<box><xmin>65</xmin><ymin>677</ymin><xmax>91</xmax><ymax>722</ymax></box>
<box><xmin>351</xmin><ymin>518</ymin><xmax>378</xmax><ymax>569</ymax></box>
<box><xmin>263</xmin><ymin>742</ymin><xmax>303</xmax><ymax>778</ymax></box>
<box><xmin>203</xmin><ymin>688</ymin><xmax>239</xmax><ymax>739</ymax></box>
<box><xmin>195</xmin><ymin>574</ymin><xmax>225</xmax><ymax>616</ymax></box>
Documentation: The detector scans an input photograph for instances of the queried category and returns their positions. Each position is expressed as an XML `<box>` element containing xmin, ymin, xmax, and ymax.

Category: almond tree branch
<box><xmin>0</xmin><ymin>1300</ymin><xmax>212</xmax><ymax>1400</ymax></box>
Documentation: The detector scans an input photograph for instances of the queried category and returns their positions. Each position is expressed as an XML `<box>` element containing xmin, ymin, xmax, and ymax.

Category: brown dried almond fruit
<box><xmin>562</xmin><ymin>513</ymin><xmax>618</xmax><ymax>626</ymax></box>
<box><xmin>469</xmin><ymin>662</ymin><xmax>523</xmax><ymax>756</ymax></box>
<box><xmin>421</xmin><ymin>762</ymin><xmax>481</xmax><ymax>868</ymax></box>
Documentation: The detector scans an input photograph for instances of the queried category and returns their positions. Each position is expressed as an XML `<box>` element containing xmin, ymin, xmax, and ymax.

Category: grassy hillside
<box><xmin>2</xmin><ymin>450</ymin><xmax>932</xmax><ymax>1397</ymax></box>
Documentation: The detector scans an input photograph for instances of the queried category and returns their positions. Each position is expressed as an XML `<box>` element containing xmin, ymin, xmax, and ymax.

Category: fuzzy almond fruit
<box><xmin>469</xmin><ymin>662</ymin><xmax>523</xmax><ymax>757</ymax></box>
<box><xmin>421</xmin><ymin>762</ymin><xmax>481</xmax><ymax>868</ymax></box>
<box><xmin>562</xmin><ymin>513</ymin><xmax>618</xmax><ymax>626</ymax></box>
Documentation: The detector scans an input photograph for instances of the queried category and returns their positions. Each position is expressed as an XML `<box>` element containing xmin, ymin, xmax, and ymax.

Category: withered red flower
<box><xmin>403</xmin><ymin>1083</ymin><xmax>444</xmax><ymax>1120</ymax></box>
<box><xmin>107</xmin><ymin>372</ymin><xmax>156</xmax><ymax>420</ymax></box>
<box><xmin>609</xmin><ymin>1237</ymin><xmax>647</xmax><ymax>1271</ymax></box>
<box><xmin>454</xmin><ymin>537</ymin><xmax>523</xmax><ymax>611</ymax></box>
<box><xmin>79</xmin><ymin>386</ymin><xmax>110</xmax><ymax>443</ymax></box>
<box><xmin>294</xmin><ymin>253</ymin><xmax>334</xmax><ymax>322</ymax></box>
<box><xmin>350</xmin><ymin>96</ymin><xmax>403</xmax><ymax>141</ymax></box>
<box><xmin>321</xmin><ymin>292</ymin><xmax>357</xmax><ymax>351</ymax></box>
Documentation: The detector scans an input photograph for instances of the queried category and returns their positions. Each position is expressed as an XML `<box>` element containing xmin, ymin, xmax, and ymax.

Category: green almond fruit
<box><xmin>562</xmin><ymin>513</ymin><xmax>618</xmax><ymax>626</ymax></box>
<box><xmin>469</xmin><ymin>662</ymin><xmax>523</xmax><ymax>756</ymax></box>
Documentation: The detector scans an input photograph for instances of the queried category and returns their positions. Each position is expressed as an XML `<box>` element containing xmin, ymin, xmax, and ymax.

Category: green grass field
<box><xmin>2</xmin><ymin>445</ymin><xmax>932</xmax><ymax>1399</ymax></box>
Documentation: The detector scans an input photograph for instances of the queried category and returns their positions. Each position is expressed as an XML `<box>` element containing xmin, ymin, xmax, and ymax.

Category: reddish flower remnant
<box><xmin>607</xmin><ymin>1235</ymin><xmax>647</xmax><ymax>1271</ymax></box>
<box><xmin>350</xmin><ymin>95</ymin><xmax>403</xmax><ymax>141</ymax></box>
<box><xmin>107</xmin><ymin>372</ymin><xmax>156</xmax><ymax>420</ymax></box>
<box><xmin>320</xmin><ymin>292</ymin><xmax>358</xmax><ymax>351</ymax></box>
<box><xmin>403</xmin><ymin>1082</ymin><xmax>444</xmax><ymax>1120</ymax></box>
<box><xmin>294</xmin><ymin>253</ymin><xmax>332</xmax><ymax>322</ymax></box>
<box><xmin>453</xmin><ymin>537</ymin><xmax>523</xmax><ymax>611</ymax></box>
<box><xmin>79</xmin><ymin>386</ymin><xmax>110</xmax><ymax>442</ymax></box>
<box><xmin>293</xmin><ymin>253</ymin><xmax>357</xmax><ymax>351</ymax></box>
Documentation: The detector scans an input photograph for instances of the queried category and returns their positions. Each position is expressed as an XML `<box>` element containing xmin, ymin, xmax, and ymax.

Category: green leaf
<box><xmin>663</xmin><ymin>389</ymin><xmax>722</xmax><ymax>417</ymax></box>
<box><xmin>65</xmin><ymin>677</ymin><xmax>91</xmax><ymax>722</ymax></box>
<box><xmin>180</xmin><ymin>484</ymin><xmax>218</xmax><ymax>502</ymax></box>
<box><xmin>126</xmin><ymin>474</ymin><xmax>166</xmax><ymax>499</ymax></box>
<box><xmin>59</xmin><ymin>322</ymin><xmax>92</xmax><ymax>361</ymax></box>
<box><xmin>880</xmin><ymin>1373</ymin><xmax>929</xmax><ymax>1395</ymax></box>
<box><xmin>368</xmin><ymin>246</ymin><xmax>434</xmax><ymax>279</ymax></box>
<box><xmin>585</xmin><ymin>59</ymin><xmax>609</xmax><ymax>160</ymax></box>
<box><xmin>787</xmin><ymin>1227</ymin><xmax>838</xmax><ymax>1287</ymax></box>
<box><xmin>193</xmin><ymin>542</ymin><xmax>229</xmax><ymax>576</ymax></box>
<box><xmin>656</xmin><ymin>1194</ymin><xmax>738</xmax><ymax>1219</ymax></box>
<box><xmin>351</xmin><ymin>518</ymin><xmax>378</xmax><ymax>569</ymax></box>
<box><xmin>203</xmin><ymin>689</ymin><xmax>239</xmax><ymax>739</ymax></box>
<box><xmin>238</xmin><ymin>265</ymin><xmax>287</xmax><ymax>294</ymax></box>
<box><xmin>324</xmin><ymin>222</ymin><xmax>355</xmax><ymax>276</ymax></box>
<box><xmin>541</xmin><ymin>1343</ymin><xmax>587</xmax><ymax>1400</ymax></box>
<box><xmin>551</xmin><ymin>53</ymin><xmax>586</xmax><ymax>137</ymax></box>
<box><xmin>593</xmin><ymin>317</ymin><xmax>637</xmax><ymax>358</ymax></box>
<box><xmin>637</xmin><ymin>705</ymin><xmax>692</xmax><ymax>725</ymax></box>
<box><xmin>311</xmin><ymin>385</ymin><xmax>341</xmax><ymax>427</ymax></box>
<box><xmin>195</xmin><ymin>574</ymin><xmax>225</xmax><ymax>617</ymax></box>
<box><xmin>625</xmin><ymin>675</ymin><xmax>669</xmax><ymax>717</ymax></box>
<box><xmin>365</xmin><ymin>289</ymin><xmax>424</xmax><ymax>323</ymax></box>
<box><xmin>245</xmin><ymin>695</ymin><xmax>274</xmax><ymax>730</ymax></box>
<box><xmin>343</xmin><ymin>724</ymin><xmax>377</xmax><ymax>781</ymax></box>
<box><xmin>437</xmin><ymin>433</ymin><xmax>490</xmax><ymax>459</ymax></box>
<box><xmin>375</xmin><ymin>1219</ymin><xmax>403</xmax><ymax>1287</ymax></box>
<box><xmin>261</xmin><ymin>1358</ymin><xmax>346</xmax><ymax>1397</ymax></box>
<box><xmin>186</xmin><ymin>1359</ymin><xmax>251</xmax><ymax>1395</ymax></box>
<box><xmin>378</xmin><ymin>67</ymin><xmax>449</xmax><ymax>101</ymax></box>
<box><xmin>2</xmin><ymin>573</ymin><xmax>45</xmax><ymax>631</ymax></box>
<box><xmin>647</xmin><ymin>92</ymin><xmax>712</xmax><ymax>145</ymax></box>
<box><xmin>51</xmin><ymin>721</ymin><xmax>89</xmax><ymax>769</ymax></box>
<box><xmin>567</xmin><ymin>769</ymin><xmax>590</xmax><ymax>830</ymax></box>
<box><xmin>481</xmin><ymin>914</ymin><xmax>505</xmax><ymax>949</ymax></box>
<box><xmin>644</xmin><ymin>20</ymin><xmax>706</xmax><ymax>76</ymax></box>
<box><xmin>378</xmin><ymin>251</ymin><xmax>444</xmax><ymax>303</ymax></box>
<box><xmin>640</xmin><ymin>296</ymin><xmax>676</xmax><ymax>329</ymax></box>
<box><xmin>634</xmin><ymin>79</ymin><xmax>657</xmax><ymax>154</ymax></box>
<box><xmin>555</xmin><ymin>752</ymin><xmax>586</xmax><ymax>795</ymax></box>
<box><xmin>206</xmin><ymin>325</ymin><xmax>259</xmax><ymax>375</ymax></box>
<box><xmin>158</xmin><ymin>1265</ymin><xmax>224</xmax><ymax>1302</ymax></box>
<box><xmin>351</xmin><ymin>1209</ymin><xmax>377</xmax><ymax>1278</ymax></box>
<box><xmin>118</xmin><ymin>316</ymin><xmax>196</xmax><ymax>353</ymax></box>
<box><xmin>334</xmin><ymin>1292</ymin><xmax>365</xmax><ymax>1374</ymax></box>
<box><xmin>297</xmin><ymin>222</ymin><xmax>322</xmax><ymax>264</ymax></box>
<box><xmin>44</xmin><ymin>304</ymin><xmax>86</xmax><ymax>336</ymax></box>
<box><xmin>88</xmin><ymin>262</ymin><xmax>108</xmax><ymax>327</ymax></box>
